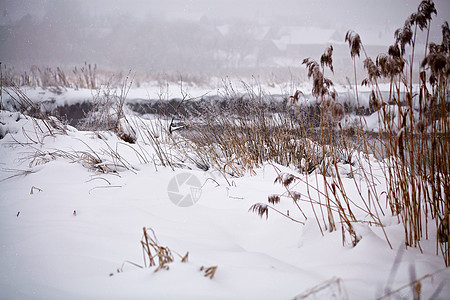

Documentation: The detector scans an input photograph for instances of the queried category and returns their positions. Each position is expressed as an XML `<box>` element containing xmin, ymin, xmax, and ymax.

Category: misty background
<box><xmin>0</xmin><ymin>0</ymin><xmax>449</xmax><ymax>81</ymax></box>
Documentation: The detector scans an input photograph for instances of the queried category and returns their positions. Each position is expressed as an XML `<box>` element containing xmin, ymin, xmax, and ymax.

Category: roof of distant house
<box><xmin>271</xmin><ymin>26</ymin><xmax>396</xmax><ymax>51</ymax></box>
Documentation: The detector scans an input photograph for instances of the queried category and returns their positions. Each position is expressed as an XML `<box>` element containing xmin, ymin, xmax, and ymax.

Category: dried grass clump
<box><xmin>173</xmin><ymin>80</ymin><xmax>318</xmax><ymax>180</ymax></box>
<box><xmin>24</xmin><ymin>142</ymin><xmax>133</xmax><ymax>174</ymax></box>
<box><xmin>141</xmin><ymin>227</ymin><xmax>188</xmax><ymax>272</ymax></box>
<box><xmin>320</xmin><ymin>98</ymin><xmax>344</xmax><ymax>123</ymax></box>
<box><xmin>1</xmin><ymin>62</ymin><xmax>98</xmax><ymax>89</ymax></box>
<box><xmin>370</xmin><ymin>0</ymin><xmax>449</xmax><ymax>265</ymax></box>
<box><xmin>72</xmin><ymin>62</ymin><xmax>97</xmax><ymax>89</ymax></box>
<box><xmin>2</xmin><ymin>80</ymin><xmax>68</xmax><ymax>138</ymax></box>
<box><xmin>200</xmin><ymin>265</ymin><xmax>218</xmax><ymax>279</ymax></box>
<box><xmin>82</xmin><ymin>72</ymin><xmax>137</xmax><ymax>144</ymax></box>
<box><xmin>250</xmin><ymin>1</ymin><xmax>448</xmax><ymax>262</ymax></box>
<box><xmin>138</xmin><ymin>227</ymin><xmax>218</xmax><ymax>279</ymax></box>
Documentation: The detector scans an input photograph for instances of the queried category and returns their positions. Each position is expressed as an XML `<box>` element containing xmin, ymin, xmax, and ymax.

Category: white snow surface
<box><xmin>0</xmin><ymin>100</ymin><xmax>449</xmax><ymax>299</ymax></box>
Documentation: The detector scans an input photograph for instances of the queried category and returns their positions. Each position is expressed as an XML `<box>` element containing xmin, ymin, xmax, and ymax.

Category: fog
<box><xmin>1</xmin><ymin>0</ymin><xmax>449</xmax><ymax>76</ymax></box>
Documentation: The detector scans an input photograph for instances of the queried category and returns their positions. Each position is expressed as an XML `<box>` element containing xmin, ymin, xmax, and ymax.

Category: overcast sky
<box><xmin>0</xmin><ymin>0</ymin><xmax>448</xmax><ymax>74</ymax></box>
<box><xmin>2</xmin><ymin>0</ymin><xmax>448</xmax><ymax>27</ymax></box>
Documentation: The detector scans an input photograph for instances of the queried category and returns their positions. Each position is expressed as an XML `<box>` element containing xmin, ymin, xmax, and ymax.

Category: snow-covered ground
<box><xmin>1</xmin><ymin>77</ymin><xmax>401</xmax><ymax>105</ymax></box>
<box><xmin>0</xmin><ymin>83</ymin><xmax>448</xmax><ymax>299</ymax></box>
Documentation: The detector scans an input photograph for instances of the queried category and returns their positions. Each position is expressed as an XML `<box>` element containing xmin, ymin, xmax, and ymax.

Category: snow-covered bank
<box><xmin>0</xmin><ymin>110</ymin><xmax>448</xmax><ymax>299</ymax></box>
<box><xmin>1</xmin><ymin>80</ymin><xmax>419</xmax><ymax>134</ymax></box>
<box><xmin>1</xmin><ymin>79</ymin><xmax>408</xmax><ymax>107</ymax></box>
